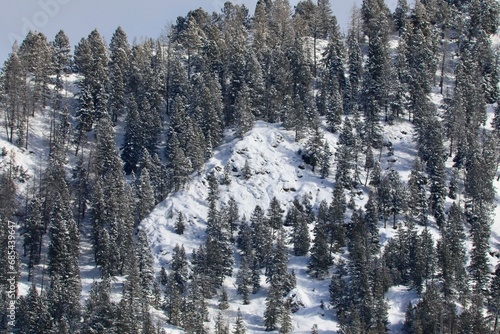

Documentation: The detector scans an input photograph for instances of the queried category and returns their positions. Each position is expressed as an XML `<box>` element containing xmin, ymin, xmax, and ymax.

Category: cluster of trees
<box><xmin>0</xmin><ymin>0</ymin><xmax>500</xmax><ymax>332</ymax></box>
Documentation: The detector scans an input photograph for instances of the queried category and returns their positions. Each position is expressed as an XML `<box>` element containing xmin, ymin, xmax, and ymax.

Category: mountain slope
<box><xmin>141</xmin><ymin>118</ymin><xmax>422</xmax><ymax>333</ymax></box>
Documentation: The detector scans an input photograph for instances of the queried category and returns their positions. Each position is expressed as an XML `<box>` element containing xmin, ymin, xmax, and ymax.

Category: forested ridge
<box><xmin>1</xmin><ymin>0</ymin><xmax>500</xmax><ymax>333</ymax></box>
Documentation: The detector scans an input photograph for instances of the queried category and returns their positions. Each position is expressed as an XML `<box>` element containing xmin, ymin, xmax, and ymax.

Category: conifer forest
<box><xmin>2</xmin><ymin>0</ymin><xmax>500</xmax><ymax>333</ymax></box>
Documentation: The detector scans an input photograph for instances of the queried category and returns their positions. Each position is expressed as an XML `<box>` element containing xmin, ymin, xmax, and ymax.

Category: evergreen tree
<box><xmin>82</xmin><ymin>278</ymin><xmax>118</xmax><ymax>333</ymax></box>
<box><xmin>165</xmin><ymin>132</ymin><xmax>191</xmax><ymax>192</ymax></box>
<box><xmin>361</xmin><ymin>5</ymin><xmax>390</xmax><ymax>147</ymax></box>
<box><xmin>328</xmin><ymin>186</ymin><xmax>347</xmax><ymax>253</ymax></box>
<box><xmin>47</xmin><ymin>184</ymin><xmax>81</xmax><ymax>330</ymax></box>
<box><xmin>174</xmin><ymin>212</ymin><xmax>186</xmax><ymax>235</ymax></box>
<box><xmin>136</xmin><ymin>168</ymin><xmax>155</xmax><ymax>223</ymax></box>
<box><xmin>137</xmin><ymin>229</ymin><xmax>155</xmax><ymax>301</ymax></box>
<box><xmin>236</xmin><ymin>254</ymin><xmax>252</xmax><ymax>305</ymax></box>
<box><xmin>264</xmin><ymin>282</ymin><xmax>283</xmax><ymax>331</ymax></box>
<box><xmin>292</xmin><ymin>207</ymin><xmax>310</xmax><ymax>256</ymax></box>
<box><xmin>438</xmin><ymin>203</ymin><xmax>468</xmax><ymax>303</ymax></box>
<box><xmin>407</xmin><ymin>158</ymin><xmax>428</xmax><ymax>225</ymax></box>
<box><xmin>170</xmin><ymin>243</ymin><xmax>189</xmax><ymax>293</ymax></box>
<box><xmin>23</xmin><ymin>197</ymin><xmax>44</xmax><ymax>281</ymax></box>
<box><xmin>218</xmin><ymin>286</ymin><xmax>229</xmax><ymax>310</ymax></box>
<box><xmin>393</xmin><ymin>0</ymin><xmax>410</xmax><ymax>34</ymax></box>
<box><xmin>117</xmin><ymin>249</ymin><xmax>144</xmax><ymax>334</ymax></box>
<box><xmin>233</xmin><ymin>308</ymin><xmax>246</xmax><ymax>334</ymax></box>
<box><xmin>267</xmin><ymin>230</ymin><xmax>294</xmax><ymax>295</ymax></box>
<box><xmin>205</xmin><ymin>172</ymin><xmax>233</xmax><ymax>289</ymax></box>
<box><xmin>15</xmin><ymin>285</ymin><xmax>54</xmax><ymax>333</ymax></box>
<box><xmin>215</xmin><ymin>311</ymin><xmax>230</xmax><ymax>334</ymax></box>
<box><xmin>121</xmin><ymin>97</ymin><xmax>142</xmax><ymax>174</ymax></box>
<box><xmin>385</xmin><ymin>169</ymin><xmax>407</xmax><ymax>228</ymax></box>
<box><xmin>308</xmin><ymin>201</ymin><xmax>331</xmax><ymax>279</ymax></box>
<box><xmin>318</xmin><ymin>141</ymin><xmax>332</xmax><ymax>179</ymax></box>
<box><xmin>109</xmin><ymin>26</ymin><xmax>130</xmax><ymax>122</ymax></box>
<box><xmin>279</xmin><ymin>300</ymin><xmax>293</xmax><ymax>334</ymax></box>
<box><xmin>234</xmin><ymin>84</ymin><xmax>254</xmax><ymax>137</ymax></box>
<box><xmin>250</xmin><ymin>205</ymin><xmax>272</xmax><ymax>270</ymax></box>
<box><xmin>1</xmin><ymin>51</ymin><xmax>25</xmax><ymax>145</ymax></box>
<box><xmin>139</xmin><ymin>98</ymin><xmax>162</xmax><ymax>157</ymax></box>
<box><xmin>51</xmin><ymin>30</ymin><xmax>72</xmax><ymax>93</ymax></box>
<box><xmin>267</xmin><ymin>197</ymin><xmax>284</xmax><ymax>236</ymax></box>
<box><xmin>74</xmin><ymin>29</ymin><xmax>109</xmax><ymax>126</ymax></box>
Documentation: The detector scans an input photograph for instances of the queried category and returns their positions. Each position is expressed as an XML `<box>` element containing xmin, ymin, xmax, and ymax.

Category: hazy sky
<box><xmin>1</xmin><ymin>0</ymin><xmax>396</xmax><ymax>63</ymax></box>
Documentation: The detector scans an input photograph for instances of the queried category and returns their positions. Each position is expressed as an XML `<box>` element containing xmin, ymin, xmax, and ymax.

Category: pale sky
<box><xmin>1</xmin><ymin>0</ymin><xmax>396</xmax><ymax>63</ymax></box>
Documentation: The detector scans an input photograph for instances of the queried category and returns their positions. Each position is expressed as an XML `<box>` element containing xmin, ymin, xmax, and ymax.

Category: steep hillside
<box><xmin>142</xmin><ymin>118</ymin><xmax>423</xmax><ymax>333</ymax></box>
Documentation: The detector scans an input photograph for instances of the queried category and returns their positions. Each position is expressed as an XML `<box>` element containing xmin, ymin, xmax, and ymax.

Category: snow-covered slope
<box><xmin>144</xmin><ymin>121</ymin><xmax>336</xmax><ymax>259</ymax></box>
<box><xmin>140</xmin><ymin>119</ymin><xmax>423</xmax><ymax>333</ymax></box>
<box><xmin>142</xmin><ymin>121</ymin><xmax>341</xmax><ymax>333</ymax></box>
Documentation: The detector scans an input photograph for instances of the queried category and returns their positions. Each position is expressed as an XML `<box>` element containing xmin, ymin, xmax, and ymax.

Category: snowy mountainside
<box><xmin>143</xmin><ymin>121</ymin><xmax>338</xmax><ymax>263</ymax></box>
<box><xmin>143</xmin><ymin>121</ymin><xmax>342</xmax><ymax>333</ymax></box>
<box><xmin>141</xmin><ymin>119</ymin><xmax>420</xmax><ymax>333</ymax></box>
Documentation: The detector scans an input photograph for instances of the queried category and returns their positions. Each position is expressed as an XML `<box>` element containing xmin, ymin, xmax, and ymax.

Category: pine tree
<box><xmin>328</xmin><ymin>186</ymin><xmax>347</xmax><ymax>253</ymax></box>
<box><xmin>242</xmin><ymin>159</ymin><xmax>252</xmax><ymax>179</ymax></box>
<box><xmin>109</xmin><ymin>26</ymin><xmax>130</xmax><ymax>122</ymax></box>
<box><xmin>407</xmin><ymin>158</ymin><xmax>428</xmax><ymax>225</ymax></box>
<box><xmin>51</xmin><ymin>30</ymin><xmax>72</xmax><ymax>93</ymax></box>
<box><xmin>121</xmin><ymin>97</ymin><xmax>142</xmax><ymax>174</ymax></box>
<box><xmin>1</xmin><ymin>51</ymin><xmax>25</xmax><ymax>145</ymax></box>
<box><xmin>279</xmin><ymin>300</ymin><xmax>293</xmax><ymax>334</ymax></box>
<box><xmin>251</xmin><ymin>205</ymin><xmax>272</xmax><ymax>270</ymax></box>
<box><xmin>18</xmin><ymin>31</ymin><xmax>52</xmax><ymax>148</ymax></box>
<box><xmin>15</xmin><ymin>285</ymin><xmax>54</xmax><ymax>333</ymax></box>
<box><xmin>205</xmin><ymin>173</ymin><xmax>233</xmax><ymax>289</ymax></box>
<box><xmin>264</xmin><ymin>282</ymin><xmax>283</xmax><ymax>331</ymax></box>
<box><xmin>136</xmin><ymin>168</ymin><xmax>155</xmax><ymax>223</ymax></box>
<box><xmin>137</xmin><ymin>229</ymin><xmax>155</xmax><ymax>301</ymax></box>
<box><xmin>304</xmin><ymin>127</ymin><xmax>326</xmax><ymax>173</ymax></box>
<box><xmin>219</xmin><ymin>286</ymin><xmax>229</xmax><ymax>310</ymax></box>
<box><xmin>393</xmin><ymin>0</ymin><xmax>410</xmax><ymax>34</ymax></box>
<box><xmin>74</xmin><ymin>29</ymin><xmax>109</xmax><ymax>125</ymax></box>
<box><xmin>82</xmin><ymin>278</ymin><xmax>117</xmax><ymax>333</ymax></box>
<box><xmin>225</xmin><ymin>196</ymin><xmax>239</xmax><ymax>239</ymax></box>
<box><xmin>165</xmin><ymin>132</ymin><xmax>191</xmax><ymax>192</ymax></box>
<box><xmin>245</xmin><ymin>49</ymin><xmax>266</xmax><ymax>119</ymax></box>
<box><xmin>364</xmin><ymin>191</ymin><xmax>380</xmax><ymax>254</ymax></box>
<box><xmin>183</xmin><ymin>274</ymin><xmax>209</xmax><ymax>333</ymax></box>
<box><xmin>174</xmin><ymin>212</ymin><xmax>186</xmax><ymax>235</ymax></box>
<box><xmin>335</xmin><ymin>119</ymin><xmax>356</xmax><ymax>189</ymax></box>
<box><xmin>139</xmin><ymin>98</ymin><xmax>162</xmax><ymax>157</ymax></box>
<box><xmin>308</xmin><ymin>201</ymin><xmax>331</xmax><ymax>279</ymax></box>
<box><xmin>318</xmin><ymin>142</ymin><xmax>332</xmax><ymax>179</ymax></box>
<box><xmin>215</xmin><ymin>311</ymin><xmax>230</xmax><ymax>334</ymax></box>
<box><xmin>236</xmin><ymin>254</ymin><xmax>252</xmax><ymax>304</ymax></box>
<box><xmin>267</xmin><ymin>230</ymin><xmax>293</xmax><ymax>295</ymax></box>
<box><xmin>438</xmin><ymin>202</ymin><xmax>468</xmax><ymax>303</ymax></box>
<box><xmin>237</xmin><ymin>219</ymin><xmax>253</xmax><ymax>256</ymax></box>
<box><xmin>268</xmin><ymin>197</ymin><xmax>284</xmax><ymax>236</ymax></box>
<box><xmin>233</xmin><ymin>308</ymin><xmax>246</xmax><ymax>334</ymax></box>
<box><xmin>23</xmin><ymin>197</ymin><xmax>44</xmax><ymax>281</ymax></box>
<box><xmin>292</xmin><ymin>207</ymin><xmax>310</xmax><ymax>256</ymax></box>
<box><xmin>170</xmin><ymin>243</ymin><xmax>189</xmax><ymax>293</ymax></box>
<box><xmin>347</xmin><ymin>8</ymin><xmax>363</xmax><ymax>107</ymax></box>
<box><xmin>47</xmin><ymin>184</ymin><xmax>81</xmax><ymax>330</ymax></box>
<box><xmin>386</xmin><ymin>169</ymin><xmax>407</xmax><ymax>228</ymax></box>
<box><xmin>361</xmin><ymin>5</ymin><xmax>390</xmax><ymax>147</ymax></box>
<box><xmin>234</xmin><ymin>83</ymin><xmax>255</xmax><ymax>138</ymax></box>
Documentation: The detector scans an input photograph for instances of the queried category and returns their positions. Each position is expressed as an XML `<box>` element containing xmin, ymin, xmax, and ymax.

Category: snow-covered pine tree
<box><xmin>121</xmin><ymin>97</ymin><xmax>142</xmax><ymax>174</ymax></box>
<box><xmin>109</xmin><ymin>26</ymin><xmax>130</xmax><ymax>122</ymax></box>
